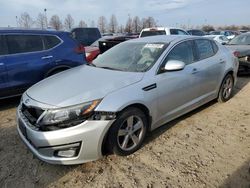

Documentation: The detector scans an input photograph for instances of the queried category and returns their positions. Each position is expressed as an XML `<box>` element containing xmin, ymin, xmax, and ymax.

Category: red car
<box><xmin>85</xmin><ymin>35</ymin><xmax>138</xmax><ymax>62</ymax></box>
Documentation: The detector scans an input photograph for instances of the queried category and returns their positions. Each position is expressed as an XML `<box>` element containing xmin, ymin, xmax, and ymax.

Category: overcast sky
<box><xmin>1</xmin><ymin>0</ymin><xmax>249</xmax><ymax>28</ymax></box>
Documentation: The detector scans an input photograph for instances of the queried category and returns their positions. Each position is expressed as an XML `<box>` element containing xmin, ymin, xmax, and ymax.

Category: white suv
<box><xmin>139</xmin><ymin>27</ymin><xmax>189</xmax><ymax>38</ymax></box>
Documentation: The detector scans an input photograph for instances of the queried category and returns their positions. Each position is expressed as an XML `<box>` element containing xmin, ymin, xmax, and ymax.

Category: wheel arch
<box><xmin>101</xmin><ymin>102</ymin><xmax>152</xmax><ymax>155</ymax></box>
<box><xmin>45</xmin><ymin>65</ymin><xmax>71</xmax><ymax>78</ymax></box>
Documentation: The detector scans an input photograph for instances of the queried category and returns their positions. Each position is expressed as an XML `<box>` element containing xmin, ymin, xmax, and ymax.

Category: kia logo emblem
<box><xmin>24</xmin><ymin>99</ymin><xmax>30</xmax><ymax>104</ymax></box>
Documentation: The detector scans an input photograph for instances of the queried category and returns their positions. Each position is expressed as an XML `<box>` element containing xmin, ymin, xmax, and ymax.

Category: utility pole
<box><xmin>44</xmin><ymin>8</ymin><xmax>47</xmax><ymax>29</ymax></box>
<box><xmin>16</xmin><ymin>16</ymin><xmax>18</xmax><ymax>27</ymax></box>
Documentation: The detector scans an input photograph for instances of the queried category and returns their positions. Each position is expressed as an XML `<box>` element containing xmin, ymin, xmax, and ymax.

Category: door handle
<box><xmin>41</xmin><ymin>55</ymin><xmax>53</xmax><ymax>60</ymax></box>
<box><xmin>192</xmin><ymin>68</ymin><xmax>199</xmax><ymax>74</ymax></box>
<box><xmin>0</xmin><ymin>63</ymin><xmax>4</xmax><ymax>66</ymax></box>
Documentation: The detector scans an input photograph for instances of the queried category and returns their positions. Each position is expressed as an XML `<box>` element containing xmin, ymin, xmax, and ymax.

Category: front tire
<box><xmin>107</xmin><ymin>107</ymin><xmax>148</xmax><ymax>156</ymax></box>
<box><xmin>217</xmin><ymin>74</ymin><xmax>234</xmax><ymax>103</ymax></box>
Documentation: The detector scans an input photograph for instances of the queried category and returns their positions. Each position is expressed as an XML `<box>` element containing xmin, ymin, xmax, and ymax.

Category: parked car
<box><xmin>71</xmin><ymin>27</ymin><xmax>101</xmax><ymax>46</ymax></box>
<box><xmin>210</xmin><ymin>30</ymin><xmax>240</xmax><ymax>40</ymax></box>
<box><xmin>0</xmin><ymin>29</ymin><xmax>86</xmax><ymax>99</ymax></box>
<box><xmin>139</xmin><ymin>27</ymin><xmax>189</xmax><ymax>38</ymax></box>
<box><xmin>238</xmin><ymin>30</ymin><xmax>249</xmax><ymax>34</ymax></box>
<box><xmin>17</xmin><ymin>35</ymin><xmax>238</xmax><ymax>165</ymax></box>
<box><xmin>98</xmin><ymin>35</ymin><xmax>138</xmax><ymax>53</ymax></box>
<box><xmin>204</xmin><ymin>35</ymin><xmax>229</xmax><ymax>44</ymax></box>
<box><xmin>84</xmin><ymin>39</ymin><xmax>102</xmax><ymax>63</ymax></box>
<box><xmin>84</xmin><ymin>35</ymin><xmax>137</xmax><ymax>62</ymax></box>
<box><xmin>226</xmin><ymin>33</ymin><xmax>250</xmax><ymax>73</ymax></box>
<box><xmin>187</xmin><ymin>29</ymin><xmax>205</xmax><ymax>36</ymax></box>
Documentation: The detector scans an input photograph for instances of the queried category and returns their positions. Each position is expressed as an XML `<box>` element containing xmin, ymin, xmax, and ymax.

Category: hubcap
<box><xmin>117</xmin><ymin>115</ymin><xmax>144</xmax><ymax>151</ymax></box>
<box><xmin>222</xmin><ymin>77</ymin><xmax>233</xmax><ymax>99</ymax></box>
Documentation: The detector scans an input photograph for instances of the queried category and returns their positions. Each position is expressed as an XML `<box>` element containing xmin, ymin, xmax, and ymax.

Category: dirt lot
<box><xmin>0</xmin><ymin>77</ymin><xmax>249</xmax><ymax>188</ymax></box>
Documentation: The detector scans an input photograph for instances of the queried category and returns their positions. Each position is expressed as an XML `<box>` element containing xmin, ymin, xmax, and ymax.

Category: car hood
<box><xmin>226</xmin><ymin>45</ymin><xmax>250</xmax><ymax>57</ymax></box>
<box><xmin>26</xmin><ymin>65</ymin><xmax>144</xmax><ymax>107</ymax></box>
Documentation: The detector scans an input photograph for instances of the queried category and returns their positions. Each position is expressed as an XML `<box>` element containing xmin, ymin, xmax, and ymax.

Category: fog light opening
<box><xmin>54</xmin><ymin>147</ymin><xmax>80</xmax><ymax>158</ymax></box>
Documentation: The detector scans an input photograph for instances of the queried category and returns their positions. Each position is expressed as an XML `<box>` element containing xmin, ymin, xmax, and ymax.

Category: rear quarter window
<box><xmin>195</xmin><ymin>39</ymin><xmax>215</xmax><ymax>60</ymax></box>
<box><xmin>6</xmin><ymin>35</ymin><xmax>43</xmax><ymax>54</ymax></box>
<box><xmin>0</xmin><ymin>35</ymin><xmax>8</xmax><ymax>55</ymax></box>
<box><xmin>211</xmin><ymin>41</ymin><xmax>219</xmax><ymax>54</ymax></box>
<box><xmin>43</xmin><ymin>35</ymin><xmax>61</xmax><ymax>49</ymax></box>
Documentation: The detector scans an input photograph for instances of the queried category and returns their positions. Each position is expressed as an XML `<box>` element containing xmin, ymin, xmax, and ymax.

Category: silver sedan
<box><xmin>17</xmin><ymin>35</ymin><xmax>239</xmax><ymax>165</ymax></box>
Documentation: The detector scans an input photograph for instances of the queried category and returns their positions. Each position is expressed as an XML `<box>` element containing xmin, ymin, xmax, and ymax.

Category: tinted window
<box><xmin>140</xmin><ymin>30</ymin><xmax>166</xmax><ymax>37</ymax></box>
<box><xmin>0</xmin><ymin>36</ymin><xmax>8</xmax><ymax>55</ymax></box>
<box><xmin>71</xmin><ymin>28</ymin><xmax>101</xmax><ymax>45</ymax></box>
<box><xmin>170</xmin><ymin>29</ymin><xmax>188</xmax><ymax>35</ymax></box>
<box><xmin>44</xmin><ymin>35</ymin><xmax>61</xmax><ymax>49</ymax></box>
<box><xmin>195</xmin><ymin>39</ymin><xmax>214</xmax><ymax>60</ymax></box>
<box><xmin>189</xmin><ymin>30</ymin><xmax>204</xmax><ymax>36</ymax></box>
<box><xmin>6</xmin><ymin>35</ymin><xmax>43</xmax><ymax>54</ymax></box>
<box><xmin>164</xmin><ymin>41</ymin><xmax>194</xmax><ymax>65</ymax></box>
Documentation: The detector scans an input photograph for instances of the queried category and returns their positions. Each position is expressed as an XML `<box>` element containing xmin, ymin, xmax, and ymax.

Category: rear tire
<box><xmin>107</xmin><ymin>107</ymin><xmax>148</xmax><ymax>156</ymax></box>
<box><xmin>217</xmin><ymin>74</ymin><xmax>234</xmax><ymax>103</ymax></box>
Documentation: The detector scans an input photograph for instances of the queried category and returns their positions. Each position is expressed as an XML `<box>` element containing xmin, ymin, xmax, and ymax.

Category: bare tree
<box><xmin>18</xmin><ymin>12</ymin><xmax>34</xmax><ymax>28</ymax></box>
<box><xmin>64</xmin><ymin>14</ymin><xmax>74</xmax><ymax>30</ymax></box>
<box><xmin>125</xmin><ymin>16</ymin><xmax>133</xmax><ymax>33</ymax></box>
<box><xmin>202</xmin><ymin>25</ymin><xmax>215</xmax><ymax>32</ymax></box>
<box><xmin>142</xmin><ymin>17</ymin><xmax>156</xmax><ymax>28</ymax></box>
<box><xmin>132</xmin><ymin>16</ymin><xmax>141</xmax><ymax>33</ymax></box>
<box><xmin>118</xmin><ymin>25</ymin><xmax>124</xmax><ymax>33</ymax></box>
<box><xmin>90</xmin><ymin>20</ymin><xmax>96</xmax><ymax>27</ymax></box>
<box><xmin>79</xmin><ymin>20</ymin><xmax>87</xmax><ymax>27</ymax></box>
<box><xmin>98</xmin><ymin>16</ymin><xmax>107</xmax><ymax>33</ymax></box>
<box><xmin>109</xmin><ymin>14</ymin><xmax>118</xmax><ymax>33</ymax></box>
<box><xmin>49</xmin><ymin>15</ymin><xmax>63</xmax><ymax>30</ymax></box>
<box><xmin>36</xmin><ymin>13</ymin><xmax>47</xmax><ymax>29</ymax></box>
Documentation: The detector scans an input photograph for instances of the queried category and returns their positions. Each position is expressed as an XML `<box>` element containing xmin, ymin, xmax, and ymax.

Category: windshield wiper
<box><xmin>99</xmin><ymin>66</ymin><xmax>122</xmax><ymax>71</ymax></box>
<box><xmin>86</xmin><ymin>62</ymin><xmax>96</xmax><ymax>67</ymax></box>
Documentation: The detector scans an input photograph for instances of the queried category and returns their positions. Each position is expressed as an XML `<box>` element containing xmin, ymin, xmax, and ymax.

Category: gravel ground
<box><xmin>0</xmin><ymin>76</ymin><xmax>249</xmax><ymax>188</ymax></box>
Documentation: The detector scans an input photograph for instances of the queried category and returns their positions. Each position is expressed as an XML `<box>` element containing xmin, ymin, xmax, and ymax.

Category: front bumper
<box><xmin>16</xmin><ymin>107</ymin><xmax>114</xmax><ymax>165</ymax></box>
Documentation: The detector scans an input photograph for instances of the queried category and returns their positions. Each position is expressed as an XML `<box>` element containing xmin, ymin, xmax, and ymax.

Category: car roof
<box><xmin>127</xmin><ymin>35</ymin><xmax>203</xmax><ymax>44</ymax></box>
<box><xmin>0</xmin><ymin>28</ymin><xmax>68</xmax><ymax>35</ymax></box>
<box><xmin>141</xmin><ymin>27</ymin><xmax>185</xmax><ymax>31</ymax></box>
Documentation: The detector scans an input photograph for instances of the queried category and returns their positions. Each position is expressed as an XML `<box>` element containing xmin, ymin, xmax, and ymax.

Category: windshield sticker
<box><xmin>145</xmin><ymin>44</ymin><xmax>164</xmax><ymax>49</ymax></box>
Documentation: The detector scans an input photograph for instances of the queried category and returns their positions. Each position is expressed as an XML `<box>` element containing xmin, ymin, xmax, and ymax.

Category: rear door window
<box><xmin>43</xmin><ymin>35</ymin><xmax>61</xmax><ymax>49</ymax></box>
<box><xmin>140</xmin><ymin>30</ymin><xmax>166</xmax><ymax>37</ymax></box>
<box><xmin>0</xmin><ymin>35</ymin><xmax>8</xmax><ymax>55</ymax></box>
<box><xmin>195</xmin><ymin>39</ymin><xmax>215</xmax><ymax>60</ymax></box>
<box><xmin>6</xmin><ymin>35</ymin><xmax>43</xmax><ymax>54</ymax></box>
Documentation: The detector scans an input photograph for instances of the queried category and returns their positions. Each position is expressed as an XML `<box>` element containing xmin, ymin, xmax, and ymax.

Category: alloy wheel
<box><xmin>222</xmin><ymin>76</ymin><xmax>233</xmax><ymax>99</ymax></box>
<box><xmin>117</xmin><ymin>115</ymin><xmax>145</xmax><ymax>151</ymax></box>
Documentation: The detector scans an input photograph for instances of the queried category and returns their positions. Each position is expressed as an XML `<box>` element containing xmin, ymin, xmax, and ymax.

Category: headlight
<box><xmin>38</xmin><ymin>99</ymin><xmax>101</xmax><ymax>128</ymax></box>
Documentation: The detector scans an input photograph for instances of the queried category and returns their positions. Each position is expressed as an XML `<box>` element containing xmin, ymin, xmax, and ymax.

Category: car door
<box><xmin>193</xmin><ymin>39</ymin><xmax>225</xmax><ymax>99</ymax></box>
<box><xmin>154</xmin><ymin>40</ymin><xmax>202</xmax><ymax>128</ymax></box>
<box><xmin>4</xmin><ymin>34</ymin><xmax>47</xmax><ymax>94</ymax></box>
<box><xmin>0</xmin><ymin>35</ymin><xmax>9</xmax><ymax>98</ymax></box>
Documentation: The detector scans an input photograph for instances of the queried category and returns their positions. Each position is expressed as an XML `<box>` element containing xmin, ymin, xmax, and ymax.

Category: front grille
<box><xmin>21</xmin><ymin>104</ymin><xmax>44</xmax><ymax>125</ymax></box>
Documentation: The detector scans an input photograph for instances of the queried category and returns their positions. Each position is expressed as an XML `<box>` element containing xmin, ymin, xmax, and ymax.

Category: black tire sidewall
<box><xmin>107</xmin><ymin>107</ymin><xmax>148</xmax><ymax>156</ymax></box>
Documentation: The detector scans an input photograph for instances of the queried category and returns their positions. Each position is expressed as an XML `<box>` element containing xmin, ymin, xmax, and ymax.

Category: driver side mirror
<box><xmin>164</xmin><ymin>60</ymin><xmax>186</xmax><ymax>71</ymax></box>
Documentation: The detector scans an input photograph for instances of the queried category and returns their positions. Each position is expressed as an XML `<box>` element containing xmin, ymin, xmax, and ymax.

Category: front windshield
<box><xmin>229</xmin><ymin>34</ymin><xmax>250</xmax><ymax>45</ymax></box>
<box><xmin>92</xmin><ymin>42</ymin><xmax>167</xmax><ymax>72</ymax></box>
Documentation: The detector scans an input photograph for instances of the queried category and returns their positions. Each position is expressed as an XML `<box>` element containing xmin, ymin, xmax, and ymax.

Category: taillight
<box><xmin>233</xmin><ymin>51</ymin><xmax>240</xmax><ymax>57</ymax></box>
<box><xmin>75</xmin><ymin>44</ymin><xmax>85</xmax><ymax>54</ymax></box>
